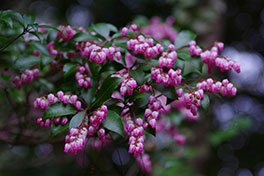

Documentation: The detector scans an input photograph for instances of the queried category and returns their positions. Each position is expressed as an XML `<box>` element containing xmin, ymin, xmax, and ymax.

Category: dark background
<box><xmin>1</xmin><ymin>0</ymin><xmax>264</xmax><ymax>175</ymax></box>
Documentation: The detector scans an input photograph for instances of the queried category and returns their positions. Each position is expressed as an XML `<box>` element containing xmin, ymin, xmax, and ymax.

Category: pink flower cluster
<box><xmin>136</xmin><ymin>153</ymin><xmax>152</xmax><ymax>174</ymax></box>
<box><xmin>139</xmin><ymin>83</ymin><xmax>151</xmax><ymax>93</ymax></box>
<box><xmin>189</xmin><ymin>40</ymin><xmax>202</xmax><ymax>56</ymax></box>
<box><xmin>178</xmin><ymin>89</ymin><xmax>204</xmax><ymax>116</ymax></box>
<box><xmin>33</xmin><ymin>91</ymin><xmax>82</xmax><ymax>110</ymax></box>
<box><xmin>140</xmin><ymin>16</ymin><xmax>178</xmax><ymax>42</ymax></box>
<box><xmin>120</xmin><ymin>77</ymin><xmax>137</xmax><ymax>96</ymax></box>
<box><xmin>196</xmin><ymin>78</ymin><xmax>237</xmax><ymax>96</ymax></box>
<box><xmin>121</xmin><ymin>109</ymin><xmax>145</xmax><ymax>157</ymax></box>
<box><xmin>121</xmin><ymin>23</ymin><xmax>138</xmax><ymax>36</ymax></box>
<box><xmin>46</xmin><ymin>41</ymin><xmax>58</xmax><ymax>56</ymax></box>
<box><xmin>88</xmin><ymin>105</ymin><xmax>108</xmax><ymax>136</ymax></box>
<box><xmin>76</xmin><ymin>41</ymin><xmax>121</xmax><ymax>64</ymax></box>
<box><xmin>36</xmin><ymin>116</ymin><xmax>68</xmax><ymax>128</ymax></box>
<box><xmin>13</xmin><ymin>68</ymin><xmax>39</xmax><ymax>89</ymax></box>
<box><xmin>57</xmin><ymin>24</ymin><xmax>76</xmax><ymax>41</ymax></box>
<box><xmin>215</xmin><ymin>57</ymin><xmax>241</xmax><ymax>73</ymax></box>
<box><xmin>158</xmin><ymin>44</ymin><xmax>177</xmax><ymax>68</ymax></box>
<box><xmin>189</xmin><ymin>40</ymin><xmax>241</xmax><ymax>73</ymax></box>
<box><xmin>144</xmin><ymin>96</ymin><xmax>161</xmax><ymax>129</ymax></box>
<box><xmin>64</xmin><ymin>127</ymin><xmax>88</xmax><ymax>155</ymax></box>
<box><xmin>75</xmin><ymin>66</ymin><xmax>91</xmax><ymax>88</ymax></box>
<box><xmin>151</xmin><ymin>67</ymin><xmax>182</xmax><ymax>87</ymax></box>
<box><xmin>127</xmin><ymin>35</ymin><xmax>163</xmax><ymax>58</ymax></box>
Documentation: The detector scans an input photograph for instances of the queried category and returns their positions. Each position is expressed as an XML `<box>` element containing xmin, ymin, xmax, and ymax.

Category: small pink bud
<box><xmin>75</xmin><ymin>101</ymin><xmax>82</xmax><ymax>110</ymax></box>
<box><xmin>57</xmin><ymin>91</ymin><xmax>64</xmax><ymax>100</ymax></box>
<box><xmin>44</xmin><ymin>119</ymin><xmax>51</xmax><ymax>127</ymax></box>
<box><xmin>70</xmin><ymin>95</ymin><xmax>78</xmax><ymax>104</ymax></box>
<box><xmin>61</xmin><ymin>117</ymin><xmax>68</xmax><ymax>126</ymax></box>
<box><xmin>54</xmin><ymin>117</ymin><xmax>60</xmax><ymax>124</ymax></box>
<box><xmin>131</xmin><ymin>24</ymin><xmax>137</xmax><ymax>31</ymax></box>
<box><xmin>149</xmin><ymin>119</ymin><xmax>156</xmax><ymax>128</ymax></box>
<box><xmin>121</xmin><ymin>27</ymin><xmax>128</xmax><ymax>36</ymax></box>
<box><xmin>47</xmin><ymin>93</ymin><xmax>55</xmax><ymax>104</ymax></box>
<box><xmin>115</xmin><ymin>52</ymin><xmax>121</xmax><ymax>60</ymax></box>
<box><xmin>177</xmin><ymin>88</ymin><xmax>183</xmax><ymax>97</ymax></box>
<box><xmin>33</xmin><ymin>69</ymin><xmax>39</xmax><ymax>77</ymax></box>
<box><xmin>149</xmin><ymin>96</ymin><xmax>155</xmax><ymax>104</ymax></box>
<box><xmin>37</xmin><ymin>117</ymin><xmax>42</xmax><ymax>124</ymax></box>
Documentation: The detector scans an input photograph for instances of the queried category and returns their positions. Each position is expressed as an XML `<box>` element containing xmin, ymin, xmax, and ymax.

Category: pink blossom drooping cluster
<box><xmin>13</xmin><ymin>68</ymin><xmax>39</xmax><ymax>89</ymax></box>
<box><xmin>127</xmin><ymin>35</ymin><xmax>163</xmax><ymax>58</ymax></box>
<box><xmin>189</xmin><ymin>40</ymin><xmax>241</xmax><ymax>73</ymax></box>
<box><xmin>151</xmin><ymin>67</ymin><xmax>182</xmax><ymax>87</ymax></box>
<box><xmin>36</xmin><ymin>116</ymin><xmax>68</xmax><ymax>128</ymax></box>
<box><xmin>88</xmin><ymin>105</ymin><xmax>108</xmax><ymax>136</ymax></box>
<box><xmin>76</xmin><ymin>41</ymin><xmax>121</xmax><ymax>64</ymax></box>
<box><xmin>75</xmin><ymin>65</ymin><xmax>91</xmax><ymax>88</ymax></box>
<box><xmin>120</xmin><ymin>77</ymin><xmax>137</xmax><ymax>96</ymax></box>
<box><xmin>139</xmin><ymin>83</ymin><xmax>151</xmax><ymax>93</ymax></box>
<box><xmin>121</xmin><ymin>23</ymin><xmax>138</xmax><ymax>36</ymax></box>
<box><xmin>178</xmin><ymin>89</ymin><xmax>204</xmax><ymax>117</ymax></box>
<box><xmin>158</xmin><ymin>44</ymin><xmax>177</xmax><ymax>68</ymax></box>
<box><xmin>140</xmin><ymin>16</ymin><xmax>178</xmax><ymax>42</ymax></box>
<box><xmin>136</xmin><ymin>153</ymin><xmax>152</xmax><ymax>174</ymax></box>
<box><xmin>196</xmin><ymin>78</ymin><xmax>237</xmax><ymax>96</ymax></box>
<box><xmin>189</xmin><ymin>40</ymin><xmax>202</xmax><ymax>56</ymax></box>
<box><xmin>33</xmin><ymin>91</ymin><xmax>82</xmax><ymax>110</ymax></box>
<box><xmin>64</xmin><ymin>127</ymin><xmax>88</xmax><ymax>155</ymax></box>
<box><xmin>144</xmin><ymin>96</ymin><xmax>161</xmax><ymax>129</ymax></box>
<box><xmin>121</xmin><ymin>109</ymin><xmax>145</xmax><ymax>157</ymax></box>
<box><xmin>57</xmin><ymin>24</ymin><xmax>76</xmax><ymax>41</ymax></box>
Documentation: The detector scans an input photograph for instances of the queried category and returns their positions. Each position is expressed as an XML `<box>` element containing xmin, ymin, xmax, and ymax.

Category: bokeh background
<box><xmin>1</xmin><ymin>0</ymin><xmax>264</xmax><ymax>175</ymax></box>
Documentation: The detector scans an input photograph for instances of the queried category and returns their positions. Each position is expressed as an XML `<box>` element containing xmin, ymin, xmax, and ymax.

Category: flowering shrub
<box><xmin>0</xmin><ymin>10</ymin><xmax>240</xmax><ymax>174</ymax></box>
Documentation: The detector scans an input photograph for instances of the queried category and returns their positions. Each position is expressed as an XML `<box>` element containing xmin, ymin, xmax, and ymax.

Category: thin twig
<box><xmin>0</xmin><ymin>27</ymin><xmax>28</xmax><ymax>52</ymax></box>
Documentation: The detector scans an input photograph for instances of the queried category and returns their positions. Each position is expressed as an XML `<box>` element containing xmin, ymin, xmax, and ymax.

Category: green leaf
<box><xmin>23</xmin><ymin>14</ymin><xmax>35</xmax><ymax>26</ymax></box>
<box><xmin>81</xmin><ymin>82</ymin><xmax>97</xmax><ymax>105</ymax></box>
<box><xmin>144</xmin><ymin>125</ymin><xmax>156</xmax><ymax>136</ymax></box>
<box><xmin>201</xmin><ymin>94</ymin><xmax>210</xmax><ymax>111</ymax></box>
<box><xmin>29</xmin><ymin>31</ymin><xmax>44</xmax><ymax>42</ymax></box>
<box><xmin>92</xmin><ymin>76</ymin><xmax>123</xmax><ymax>108</ymax></box>
<box><xmin>73</xmin><ymin>32</ymin><xmax>98</xmax><ymax>41</ymax></box>
<box><xmin>41</xmin><ymin>55</ymin><xmax>54</xmax><ymax>65</ymax></box>
<box><xmin>14</xmin><ymin>56</ymin><xmax>40</xmax><ymax>69</ymax></box>
<box><xmin>37</xmin><ymin>78</ymin><xmax>54</xmax><ymax>91</ymax></box>
<box><xmin>153</xmin><ymin>84</ymin><xmax>178</xmax><ymax>102</ymax></box>
<box><xmin>50</xmin><ymin>123</ymin><xmax>69</xmax><ymax>138</ymax></box>
<box><xmin>92</xmin><ymin>23</ymin><xmax>118</xmax><ymax>39</ymax></box>
<box><xmin>69</xmin><ymin>111</ymin><xmax>85</xmax><ymax>130</ymax></box>
<box><xmin>134</xmin><ymin>91</ymin><xmax>151</xmax><ymax>108</ymax></box>
<box><xmin>130</xmin><ymin>67</ymin><xmax>145</xmax><ymax>85</ymax></box>
<box><xmin>174</xmin><ymin>30</ymin><xmax>196</xmax><ymax>49</ymax></box>
<box><xmin>88</xmin><ymin>61</ymin><xmax>101</xmax><ymax>77</ymax></box>
<box><xmin>29</xmin><ymin>41</ymin><xmax>49</xmax><ymax>55</ymax></box>
<box><xmin>102</xmin><ymin>110</ymin><xmax>124</xmax><ymax>137</ymax></box>
<box><xmin>63</xmin><ymin>63</ymin><xmax>77</xmax><ymax>78</ymax></box>
<box><xmin>183</xmin><ymin>61</ymin><xmax>201</xmax><ymax>76</ymax></box>
<box><xmin>1</xmin><ymin>16</ymin><xmax>13</xmax><ymax>28</ymax></box>
<box><xmin>177</xmin><ymin>49</ymin><xmax>191</xmax><ymax>61</ymax></box>
<box><xmin>11</xmin><ymin>12</ymin><xmax>24</xmax><ymax>27</ymax></box>
<box><xmin>43</xmin><ymin>103</ymin><xmax>77</xmax><ymax>119</ymax></box>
